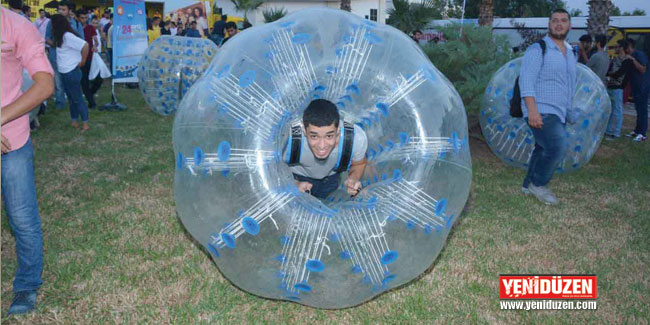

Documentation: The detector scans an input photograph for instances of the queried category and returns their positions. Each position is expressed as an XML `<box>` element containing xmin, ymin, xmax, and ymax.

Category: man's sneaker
<box><xmin>626</xmin><ymin>131</ymin><xmax>638</xmax><ymax>138</ymax></box>
<box><xmin>632</xmin><ymin>134</ymin><xmax>647</xmax><ymax>142</ymax></box>
<box><xmin>527</xmin><ymin>184</ymin><xmax>558</xmax><ymax>205</ymax></box>
<box><xmin>8</xmin><ymin>290</ymin><xmax>37</xmax><ymax>315</ymax></box>
<box><xmin>521</xmin><ymin>186</ymin><xmax>530</xmax><ymax>195</ymax></box>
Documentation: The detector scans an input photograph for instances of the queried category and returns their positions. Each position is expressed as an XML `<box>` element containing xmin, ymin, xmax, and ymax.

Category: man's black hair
<box><xmin>617</xmin><ymin>39</ymin><xmax>628</xmax><ymax>49</ymax></box>
<box><xmin>225</xmin><ymin>21</ymin><xmax>237</xmax><ymax>30</ymax></box>
<box><xmin>579</xmin><ymin>34</ymin><xmax>592</xmax><ymax>43</ymax></box>
<box><xmin>76</xmin><ymin>8</ymin><xmax>85</xmax><ymax>16</ymax></box>
<box><xmin>627</xmin><ymin>38</ymin><xmax>636</xmax><ymax>48</ymax></box>
<box><xmin>594</xmin><ymin>34</ymin><xmax>606</xmax><ymax>48</ymax></box>
<box><xmin>413</xmin><ymin>29</ymin><xmax>422</xmax><ymax>34</ymax></box>
<box><xmin>8</xmin><ymin>0</ymin><xmax>22</xmax><ymax>10</ymax></box>
<box><xmin>303</xmin><ymin>99</ymin><xmax>340</xmax><ymax>128</ymax></box>
<box><xmin>221</xmin><ymin>14</ymin><xmax>228</xmax><ymax>21</ymax></box>
<box><xmin>550</xmin><ymin>8</ymin><xmax>571</xmax><ymax>20</ymax></box>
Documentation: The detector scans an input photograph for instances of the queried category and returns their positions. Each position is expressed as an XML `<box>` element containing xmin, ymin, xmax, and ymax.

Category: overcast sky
<box><xmin>564</xmin><ymin>0</ymin><xmax>650</xmax><ymax>15</ymax></box>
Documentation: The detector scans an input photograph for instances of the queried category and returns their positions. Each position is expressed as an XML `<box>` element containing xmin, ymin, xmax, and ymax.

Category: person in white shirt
<box><xmin>51</xmin><ymin>14</ymin><xmax>90</xmax><ymax>132</ymax></box>
<box><xmin>34</xmin><ymin>9</ymin><xmax>50</xmax><ymax>38</ymax></box>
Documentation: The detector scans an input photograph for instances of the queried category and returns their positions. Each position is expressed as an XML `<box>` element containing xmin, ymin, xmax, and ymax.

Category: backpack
<box><xmin>509</xmin><ymin>39</ymin><xmax>577</xmax><ymax>118</ymax></box>
<box><xmin>285</xmin><ymin>120</ymin><xmax>355</xmax><ymax>173</ymax></box>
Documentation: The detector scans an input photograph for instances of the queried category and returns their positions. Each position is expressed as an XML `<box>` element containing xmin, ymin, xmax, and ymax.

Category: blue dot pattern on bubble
<box><xmin>479</xmin><ymin>58</ymin><xmax>611</xmax><ymax>172</ymax></box>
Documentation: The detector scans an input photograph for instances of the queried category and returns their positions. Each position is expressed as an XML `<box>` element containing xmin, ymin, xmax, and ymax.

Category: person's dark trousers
<box><xmin>61</xmin><ymin>67</ymin><xmax>89</xmax><ymax>122</ymax></box>
<box><xmin>81</xmin><ymin>61</ymin><xmax>102</xmax><ymax>108</ymax></box>
<box><xmin>293</xmin><ymin>173</ymin><xmax>340</xmax><ymax>199</ymax></box>
<box><xmin>632</xmin><ymin>86</ymin><xmax>649</xmax><ymax>136</ymax></box>
<box><xmin>1</xmin><ymin>138</ymin><xmax>44</xmax><ymax>294</ymax></box>
<box><xmin>106</xmin><ymin>48</ymin><xmax>112</xmax><ymax>72</ymax></box>
<box><xmin>522</xmin><ymin>114</ymin><xmax>568</xmax><ymax>188</ymax></box>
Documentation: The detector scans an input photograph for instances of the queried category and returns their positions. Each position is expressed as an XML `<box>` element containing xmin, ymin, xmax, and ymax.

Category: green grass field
<box><xmin>2</xmin><ymin>84</ymin><xmax>649</xmax><ymax>323</ymax></box>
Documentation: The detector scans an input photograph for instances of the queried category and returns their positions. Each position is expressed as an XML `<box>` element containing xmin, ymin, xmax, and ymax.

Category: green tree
<box><xmin>263</xmin><ymin>7</ymin><xmax>287</xmax><ymax>23</ymax></box>
<box><xmin>569</xmin><ymin>8</ymin><xmax>583</xmax><ymax>17</ymax></box>
<box><xmin>587</xmin><ymin>0</ymin><xmax>613</xmax><ymax>36</ymax></box>
<box><xmin>229</xmin><ymin>0</ymin><xmax>264</xmax><ymax>21</ymax></box>
<box><xmin>478</xmin><ymin>0</ymin><xmax>494</xmax><ymax>26</ymax></box>
<box><xmin>459</xmin><ymin>0</ymin><xmax>566</xmax><ymax>18</ymax></box>
<box><xmin>611</xmin><ymin>5</ymin><xmax>621</xmax><ymax>16</ymax></box>
<box><xmin>386</xmin><ymin>0</ymin><xmax>438</xmax><ymax>34</ymax></box>
<box><xmin>422</xmin><ymin>23</ymin><xmax>513</xmax><ymax>122</ymax></box>
<box><xmin>630</xmin><ymin>8</ymin><xmax>646</xmax><ymax>16</ymax></box>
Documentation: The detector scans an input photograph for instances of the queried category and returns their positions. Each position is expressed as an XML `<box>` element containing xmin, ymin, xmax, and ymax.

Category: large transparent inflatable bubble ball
<box><xmin>479</xmin><ymin>58</ymin><xmax>611</xmax><ymax>172</ymax></box>
<box><xmin>173</xmin><ymin>8</ymin><xmax>472</xmax><ymax>309</ymax></box>
<box><xmin>137</xmin><ymin>36</ymin><xmax>218</xmax><ymax>116</ymax></box>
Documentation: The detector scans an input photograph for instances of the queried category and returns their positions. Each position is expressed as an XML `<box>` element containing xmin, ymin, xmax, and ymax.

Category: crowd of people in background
<box><xmin>146</xmin><ymin>12</ymin><xmax>245</xmax><ymax>47</ymax></box>
<box><xmin>582</xmin><ymin>34</ymin><xmax>650</xmax><ymax>142</ymax></box>
<box><xmin>8</xmin><ymin>0</ymin><xmax>114</xmax><ymax>132</ymax></box>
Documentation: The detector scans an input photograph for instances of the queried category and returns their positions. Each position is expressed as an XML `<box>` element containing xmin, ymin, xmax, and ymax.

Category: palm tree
<box><xmin>386</xmin><ymin>0</ymin><xmax>437</xmax><ymax>34</ymax></box>
<box><xmin>340</xmin><ymin>0</ymin><xmax>351</xmax><ymax>12</ymax></box>
<box><xmin>263</xmin><ymin>7</ymin><xmax>287</xmax><ymax>23</ymax></box>
<box><xmin>230</xmin><ymin>0</ymin><xmax>264</xmax><ymax>22</ymax></box>
<box><xmin>587</xmin><ymin>0</ymin><xmax>613</xmax><ymax>36</ymax></box>
<box><xmin>478</xmin><ymin>0</ymin><xmax>494</xmax><ymax>27</ymax></box>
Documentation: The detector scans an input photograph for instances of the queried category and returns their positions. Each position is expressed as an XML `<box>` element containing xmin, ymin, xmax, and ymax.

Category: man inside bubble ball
<box><xmin>519</xmin><ymin>8</ymin><xmax>577</xmax><ymax>205</ymax></box>
<box><xmin>286</xmin><ymin>99</ymin><xmax>368</xmax><ymax>199</ymax></box>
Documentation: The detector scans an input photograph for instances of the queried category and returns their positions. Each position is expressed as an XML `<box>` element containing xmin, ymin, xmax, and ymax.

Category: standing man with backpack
<box><xmin>518</xmin><ymin>8</ymin><xmax>577</xmax><ymax>205</ymax></box>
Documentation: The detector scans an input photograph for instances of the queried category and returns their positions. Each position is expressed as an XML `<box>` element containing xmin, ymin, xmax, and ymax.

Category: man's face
<box><xmin>58</xmin><ymin>5</ymin><xmax>69</xmax><ymax>17</ymax></box>
<box><xmin>191</xmin><ymin>22</ymin><xmax>197</xmax><ymax>30</ymax></box>
<box><xmin>79</xmin><ymin>14</ymin><xmax>88</xmax><ymax>24</ymax></box>
<box><xmin>625</xmin><ymin>44</ymin><xmax>633</xmax><ymax>55</ymax></box>
<box><xmin>91</xmin><ymin>18</ymin><xmax>99</xmax><ymax>28</ymax></box>
<box><xmin>39</xmin><ymin>10</ymin><xmax>45</xmax><ymax>18</ymax></box>
<box><xmin>414</xmin><ymin>32</ymin><xmax>422</xmax><ymax>40</ymax></box>
<box><xmin>305</xmin><ymin>123</ymin><xmax>339</xmax><ymax>159</ymax></box>
<box><xmin>226</xmin><ymin>27</ymin><xmax>237</xmax><ymax>36</ymax></box>
<box><xmin>548</xmin><ymin>12</ymin><xmax>570</xmax><ymax>40</ymax></box>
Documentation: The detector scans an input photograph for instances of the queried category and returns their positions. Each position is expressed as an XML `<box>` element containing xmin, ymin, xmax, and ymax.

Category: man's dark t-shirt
<box><xmin>212</xmin><ymin>20</ymin><xmax>226</xmax><ymax>37</ymax></box>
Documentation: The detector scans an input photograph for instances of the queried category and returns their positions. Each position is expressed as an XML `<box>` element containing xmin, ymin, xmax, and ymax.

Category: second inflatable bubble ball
<box><xmin>479</xmin><ymin>57</ymin><xmax>611</xmax><ymax>172</ymax></box>
<box><xmin>137</xmin><ymin>36</ymin><xmax>218</xmax><ymax>116</ymax></box>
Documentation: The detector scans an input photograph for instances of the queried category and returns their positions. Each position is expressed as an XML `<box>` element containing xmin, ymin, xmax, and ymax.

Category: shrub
<box><xmin>422</xmin><ymin>23</ymin><xmax>514</xmax><ymax>123</ymax></box>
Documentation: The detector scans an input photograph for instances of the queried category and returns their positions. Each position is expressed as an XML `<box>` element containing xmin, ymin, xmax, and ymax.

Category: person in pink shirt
<box><xmin>1</xmin><ymin>6</ymin><xmax>54</xmax><ymax>315</ymax></box>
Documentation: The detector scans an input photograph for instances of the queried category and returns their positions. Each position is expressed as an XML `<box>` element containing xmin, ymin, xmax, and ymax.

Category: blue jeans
<box><xmin>47</xmin><ymin>48</ymin><xmax>66</xmax><ymax>108</ymax></box>
<box><xmin>606</xmin><ymin>88</ymin><xmax>623</xmax><ymax>137</ymax></box>
<box><xmin>1</xmin><ymin>138</ymin><xmax>43</xmax><ymax>293</ymax></box>
<box><xmin>293</xmin><ymin>173</ymin><xmax>340</xmax><ymax>199</ymax></box>
<box><xmin>632</xmin><ymin>86</ymin><xmax>649</xmax><ymax>136</ymax></box>
<box><xmin>61</xmin><ymin>67</ymin><xmax>89</xmax><ymax>122</ymax></box>
<box><xmin>523</xmin><ymin>114</ymin><xmax>567</xmax><ymax>188</ymax></box>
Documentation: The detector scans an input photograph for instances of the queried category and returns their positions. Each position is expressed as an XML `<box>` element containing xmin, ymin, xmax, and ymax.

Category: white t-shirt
<box><xmin>56</xmin><ymin>32</ymin><xmax>87</xmax><ymax>73</ymax></box>
<box><xmin>99</xmin><ymin>17</ymin><xmax>110</xmax><ymax>30</ymax></box>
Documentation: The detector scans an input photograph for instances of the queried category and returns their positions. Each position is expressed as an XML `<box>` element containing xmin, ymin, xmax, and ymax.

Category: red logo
<box><xmin>499</xmin><ymin>275</ymin><xmax>597</xmax><ymax>299</ymax></box>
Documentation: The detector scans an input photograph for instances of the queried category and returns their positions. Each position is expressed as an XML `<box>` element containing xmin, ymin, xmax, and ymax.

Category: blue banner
<box><xmin>112</xmin><ymin>0</ymin><xmax>148</xmax><ymax>82</ymax></box>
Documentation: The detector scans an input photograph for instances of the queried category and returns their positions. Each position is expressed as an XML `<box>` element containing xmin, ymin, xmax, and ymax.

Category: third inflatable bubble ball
<box><xmin>480</xmin><ymin>57</ymin><xmax>611</xmax><ymax>172</ymax></box>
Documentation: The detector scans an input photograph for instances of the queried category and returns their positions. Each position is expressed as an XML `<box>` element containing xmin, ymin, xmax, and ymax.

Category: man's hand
<box><xmin>1</xmin><ymin>135</ymin><xmax>11</xmax><ymax>154</ymax></box>
<box><xmin>296</xmin><ymin>181</ymin><xmax>313</xmax><ymax>193</ymax></box>
<box><xmin>344</xmin><ymin>178</ymin><xmax>362</xmax><ymax>196</ymax></box>
<box><xmin>528</xmin><ymin>111</ymin><xmax>544</xmax><ymax>129</ymax></box>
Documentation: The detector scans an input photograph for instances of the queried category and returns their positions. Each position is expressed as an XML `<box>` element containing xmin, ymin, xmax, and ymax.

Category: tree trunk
<box><xmin>478</xmin><ymin>0</ymin><xmax>494</xmax><ymax>27</ymax></box>
<box><xmin>587</xmin><ymin>0</ymin><xmax>613</xmax><ymax>36</ymax></box>
<box><xmin>340</xmin><ymin>0</ymin><xmax>351</xmax><ymax>12</ymax></box>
